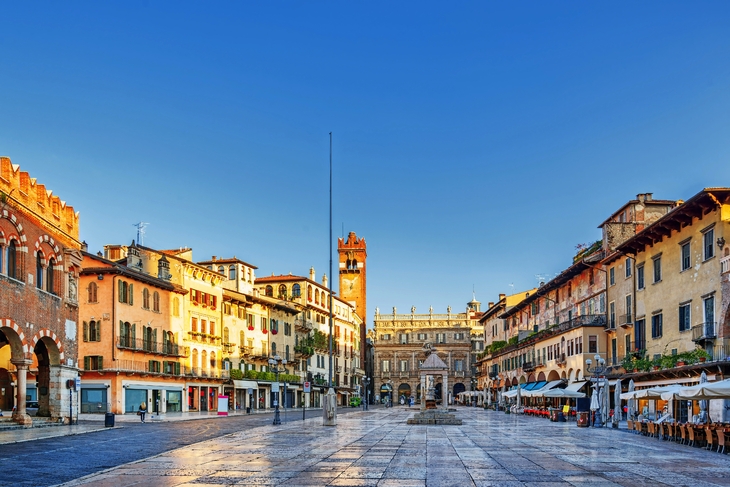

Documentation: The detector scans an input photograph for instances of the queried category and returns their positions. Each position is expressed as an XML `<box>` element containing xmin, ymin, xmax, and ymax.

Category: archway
<box><xmin>547</xmin><ymin>370</ymin><xmax>561</xmax><ymax>381</ymax></box>
<box><xmin>32</xmin><ymin>334</ymin><xmax>63</xmax><ymax>419</ymax></box>
<box><xmin>527</xmin><ymin>373</ymin><xmax>536</xmax><ymax>383</ymax></box>
<box><xmin>518</xmin><ymin>375</ymin><xmax>527</xmax><ymax>384</ymax></box>
<box><xmin>511</xmin><ymin>377</ymin><xmax>518</xmax><ymax>386</ymax></box>
<box><xmin>416</xmin><ymin>383</ymin><xmax>421</xmax><ymax>402</ymax></box>
<box><xmin>537</xmin><ymin>371</ymin><xmax>546</xmax><ymax>381</ymax></box>
<box><xmin>575</xmin><ymin>369</ymin><xmax>582</xmax><ymax>381</ymax></box>
<box><xmin>568</xmin><ymin>368</ymin><xmax>575</xmax><ymax>382</ymax></box>
<box><xmin>380</xmin><ymin>383</ymin><xmax>392</xmax><ymax>404</ymax></box>
<box><xmin>398</xmin><ymin>383</ymin><xmax>411</xmax><ymax>402</ymax></box>
<box><xmin>0</xmin><ymin>368</ymin><xmax>13</xmax><ymax>411</ymax></box>
<box><xmin>453</xmin><ymin>382</ymin><xmax>466</xmax><ymax>397</ymax></box>
<box><xmin>561</xmin><ymin>371</ymin><xmax>567</xmax><ymax>379</ymax></box>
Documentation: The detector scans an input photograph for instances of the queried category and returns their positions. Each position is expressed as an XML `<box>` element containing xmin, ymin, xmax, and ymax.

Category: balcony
<box><xmin>721</xmin><ymin>254</ymin><xmax>730</xmax><ymax>274</ymax></box>
<box><xmin>294</xmin><ymin>318</ymin><xmax>314</xmax><ymax>333</ymax></box>
<box><xmin>294</xmin><ymin>345</ymin><xmax>314</xmax><ymax>358</ymax></box>
<box><xmin>399</xmin><ymin>370</ymin><xmax>410</xmax><ymax>378</ymax></box>
<box><xmin>222</xmin><ymin>342</ymin><xmax>235</xmax><ymax>354</ymax></box>
<box><xmin>117</xmin><ymin>338</ymin><xmax>189</xmax><ymax>357</ymax></box>
<box><xmin>249</xmin><ymin>348</ymin><xmax>270</xmax><ymax>360</ymax></box>
<box><xmin>454</xmin><ymin>370</ymin><xmax>466</xmax><ymax>378</ymax></box>
<box><xmin>604</xmin><ymin>318</ymin><xmax>616</xmax><ymax>333</ymax></box>
<box><xmin>87</xmin><ymin>359</ymin><xmax>184</xmax><ymax>376</ymax></box>
<box><xmin>239</xmin><ymin>345</ymin><xmax>252</xmax><ymax>356</ymax></box>
<box><xmin>522</xmin><ymin>361</ymin><xmax>535</xmax><ymax>372</ymax></box>
<box><xmin>692</xmin><ymin>322</ymin><xmax>716</xmax><ymax>343</ymax></box>
<box><xmin>619</xmin><ymin>314</ymin><xmax>633</xmax><ymax>329</ymax></box>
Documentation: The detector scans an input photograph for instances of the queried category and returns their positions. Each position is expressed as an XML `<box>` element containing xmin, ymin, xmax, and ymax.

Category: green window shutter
<box><xmin>84</xmin><ymin>356</ymin><xmax>90</xmax><ymax>370</ymax></box>
<box><xmin>118</xmin><ymin>280</ymin><xmax>123</xmax><ymax>302</ymax></box>
<box><xmin>83</xmin><ymin>321</ymin><xmax>88</xmax><ymax>342</ymax></box>
<box><xmin>131</xmin><ymin>323</ymin><xmax>136</xmax><ymax>343</ymax></box>
<box><xmin>152</xmin><ymin>329</ymin><xmax>157</xmax><ymax>352</ymax></box>
<box><xmin>96</xmin><ymin>322</ymin><xmax>102</xmax><ymax>342</ymax></box>
<box><xmin>175</xmin><ymin>362</ymin><xmax>180</xmax><ymax>375</ymax></box>
<box><xmin>129</xmin><ymin>284</ymin><xmax>134</xmax><ymax>305</ymax></box>
<box><xmin>98</xmin><ymin>356</ymin><xmax>103</xmax><ymax>370</ymax></box>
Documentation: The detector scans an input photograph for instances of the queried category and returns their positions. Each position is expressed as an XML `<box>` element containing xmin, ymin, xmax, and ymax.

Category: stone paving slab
<box><xmin>56</xmin><ymin>408</ymin><xmax>730</xmax><ymax>487</ymax></box>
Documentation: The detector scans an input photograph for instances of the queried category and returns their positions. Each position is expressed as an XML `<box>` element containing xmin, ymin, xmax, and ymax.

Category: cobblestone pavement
<box><xmin>0</xmin><ymin>408</ymin><xmax>339</xmax><ymax>487</ymax></box>
<box><xmin>54</xmin><ymin>407</ymin><xmax>730</xmax><ymax>487</ymax></box>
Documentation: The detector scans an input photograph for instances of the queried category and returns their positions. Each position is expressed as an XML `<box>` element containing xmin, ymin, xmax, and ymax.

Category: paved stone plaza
<box><xmin>59</xmin><ymin>408</ymin><xmax>730</xmax><ymax>487</ymax></box>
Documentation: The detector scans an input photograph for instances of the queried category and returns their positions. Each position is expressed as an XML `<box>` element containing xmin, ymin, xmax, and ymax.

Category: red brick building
<box><xmin>0</xmin><ymin>157</ymin><xmax>82</xmax><ymax>424</ymax></box>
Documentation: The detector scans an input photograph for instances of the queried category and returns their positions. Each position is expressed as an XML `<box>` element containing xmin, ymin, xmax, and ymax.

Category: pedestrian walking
<box><xmin>138</xmin><ymin>401</ymin><xmax>147</xmax><ymax>422</ymax></box>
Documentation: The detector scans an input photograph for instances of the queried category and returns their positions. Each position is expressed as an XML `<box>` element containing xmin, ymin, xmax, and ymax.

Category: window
<box><xmin>568</xmin><ymin>282</ymin><xmax>572</xmax><ymax>298</ymax></box>
<box><xmin>46</xmin><ymin>258</ymin><xmax>55</xmax><ymax>293</ymax></box>
<box><xmin>653</xmin><ymin>256</ymin><xmax>662</xmax><ymax>283</ymax></box>
<box><xmin>679</xmin><ymin>303</ymin><xmax>691</xmax><ymax>332</ymax></box>
<box><xmin>625</xmin><ymin>295</ymin><xmax>632</xmax><ymax>324</ymax></box>
<box><xmin>118</xmin><ymin>281</ymin><xmax>133</xmax><ymax>304</ymax></box>
<box><xmin>454</xmin><ymin>359</ymin><xmax>464</xmax><ymax>371</ymax></box>
<box><xmin>625</xmin><ymin>257</ymin><xmax>632</xmax><ymax>278</ymax></box>
<box><xmin>609</xmin><ymin>302</ymin><xmax>615</xmax><ymax>328</ymax></box>
<box><xmin>381</xmin><ymin>360</ymin><xmax>390</xmax><ymax>373</ymax></box>
<box><xmin>278</xmin><ymin>284</ymin><xmax>287</xmax><ymax>298</ymax></box>
<box><xmin>142</xmin><ymin>288</ymin><xmax>150</xmax><ymax>309</ymax></box>
<box><xmin>609</xmin><ymin>267</ymin><xmax>615</xmax><ymax>286</ymax></box>
<box><xmin>399</xmin><ymin>359</ymin><xmax>408</xmax><ymax>372</ymax></box>
<box><xmin>88</xmin><ymin>282</ymin><xmax>98</xmax><ymax>303</ymax></box>
<box><xmin>704</xmin><ymin>295</ymin><xmax>715</xmax><ymax>328</ymax></box>
<box><xmin>265</xmin><ymin>285</ymin><xmax>273</xmax><ymax>297</ymax></box>
<box><xmin>261</xmin><ymin>316</ymin><xmax>267</xmax><ymax>333</ymax></box>
<box><xmin>83</xmin><ymin>356</ymin><xmax>103</xmax><ymax>371</ymax></box>
<box><xmin>589</xmin><ymin>269</ymin><xmax>595</xmax><ymax>286</ymax></box>
<box><xmin>681</xmin><ymin>241</ymin><xmax>691</xmax><ymax>271</ymax></box>
<box><xmin>703</xmin><ymin>228</ymin><xmax>715</xmax><ymax>261</ymax></box>
<box><xmin>417</xmin><ymin>333</ymin><xmax>428</xmax><ymax>340</ymax></box>
<box><xmin>119</xmin><ymin>321</ymin><xmax>135</xmax><ymax>348</ymax></box>
<box><xmin>36</xmin><ymin>253</ymin><xmax>43</xmax><ymax>289</ymax></box>
<box><xmin>651</xmin><ymin>313</ymin><xmax>663</xmax><ymax>339</ymax></box>
<box><xmin>83</xmin><ymin>320</ymin><xmax>101</xmax><ymax>342</ymax></box>
<box><xmin>576</xmin><ymin>337</ymin><xmax>582</xmax><ymax>354</ymax></box>
<box><xmin>228</xmin><ymin>265</ymin><xmax>236</xmax><ymax>280</ymax></box>
<box><xmin>588</xmin><ymin>335</ymin><xmax>597</xmax><ymax>354</ymax></box>
<box><xmin>7</xmin><ymin>240</ymin><xmax>17</xmax><ymax>280</ymax></box>
<box><xmin>436</xmin><ymin>333</ymin><xmax>446</xmax><ymax>343</ymax></box>
<box><xmin>637</xmin><ymin>264</ymin><xmax>645</xmax><ymax>290</ymax></box>
<box><xmin>380</xmin><ymin>334</ymin><xmax>391</xmax><ymax>340</ymax></box>
<box><xmin>292</xmin><ymin>283</ymin><xmax>301</xmax><ymax>298</ymax></box>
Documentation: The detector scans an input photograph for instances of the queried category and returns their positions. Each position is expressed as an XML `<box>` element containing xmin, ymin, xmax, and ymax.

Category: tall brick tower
<box><xmin>338</xmin><ymin>232</ymin><xmax>367</xmax><ymax>365</ymax></box>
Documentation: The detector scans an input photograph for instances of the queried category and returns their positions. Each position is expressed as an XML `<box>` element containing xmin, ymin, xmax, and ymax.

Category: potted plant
<box><xmin>621</xmin><ymin>355</ymin><xmax>635</xmax><ymax>372</ymax></box>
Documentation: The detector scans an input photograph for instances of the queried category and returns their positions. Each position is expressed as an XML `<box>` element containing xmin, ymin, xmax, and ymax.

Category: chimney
<box><xmin>309</xmin><ymin>267</ymin><xmax>316</xmax><ymax>281</ymax></box>
<box><xmin>157</xmin><ymin>255</ymin><xmax>171</xmax><ymax>280</ymax></box>
<box><xmin>488</xmin><ymin>302</ymin><xmax>494</xmax><ymax>308</ymax></box>
<box><xmin>212</xmin><ymin>256</ymin><xmax>217</xmax><ymax>261</ymax></box>
<box><xmin>81</xmin><ymin>241</ymin><xmax>88</xmax><ymax>252</ymax></box>
<box><xmin>322</xmin><ymin>274</ymin><xmax>328</xmax><ymax>288</ymax></box>
<box><xmin>499</xmin><ymin>293</ymin><xmax>505</xmax><ymax>300</ymax></box>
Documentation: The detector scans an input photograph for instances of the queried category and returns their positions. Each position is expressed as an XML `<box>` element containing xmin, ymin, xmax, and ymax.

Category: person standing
<box><xmin>139</xmin><ymin>401</ymin><xmax>147</xmax><ymax>423</ymax></box>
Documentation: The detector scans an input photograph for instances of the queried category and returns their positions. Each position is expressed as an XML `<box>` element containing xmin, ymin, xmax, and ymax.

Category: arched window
<box><xmin>36</xmin><ymin>252</ymin><xmax>44</xmax><ymax>289</ymax></box>
<box><xmin>223</xmin><ymin>327</ymin><xmax>230</xmax><ymax>343</ymax></box>
<box><xmin>201</xmin><ymin>350</ymin><xmax>208</xmax><ymax>374</ymax></box>
<box><xmin>192</xmin><ymin>349</ymin><xmax>199</xmax><ymax>373</ymax></box>
<box><xmin>218</xmin><ymin>265</ymin><xmax>224</xmax><ymax>275</ymax></box>
<box><xmin>209</xmin><ymin>320</ymin><xmax>216</xmax><ymax>335</ymax></box>
<box><xmin>352</xmin><ymin>259</ymin><xmax>358</xmax><ymax>270</ymax></box>
<box><xmin>88</xmin><ymin>282</ymin><xmax>98</xmax><ymax>303</ymax></box>
<box><xmin>7</xmin><ymin>240</ymin><xmax>17</xmax><ymax>280</ymax></box>
<box><xmin>240</xmin><ymin>330</ymin><xmax>245</xmax><ymax>346</ymax></box>
<box><xmin>285</xmin><ymin>345</ymin><xmax>290</xmax><ymax>361</ymax></box>
<box><xmin>142</xmin><ymin>288</ymin><xmax>150</xmax><ymax>309</ymax></box>
<box><xmin>210</xmin><ymin>351</ymin><xmax>217</xmax><ymax>369</ymax></box>
<box><xmin>307</xmin><ymin>286</ymin><xmax>312</xmax><ymax>301</ymax></box>
<box><xmin>567</xmin><ymin>282</ymin><xmax>572</xmax><ymax>298</ymax></box>
<box><xmin>46</xmin><ymin>257</ymin><xmax>55</xmax><ymax>294</ymax></box>
<box><xmin>265</xmin><ymin>285</ymin><xmax>273</xmax><ymax>297</ymax></box>
<box><xmin>315</xmin><ymin>289</ymin><xmax>320</xmax><ymax>304</ymax></box>
<box><xmin>292</xmin><ymin>283</ymin><xmax>301</xmax><ymax>298</ymax></box>
<box><xmin>153</xmin><ymin>291</ymin><xmax>160</xmax><ymax>312</ymax></box>
<box><xmin>278</xmin><ymin>284</ymin><xmax>287</xmax><ymax>298</ymax></box>
<box><xmin>228</xmin><ymin>265</ymin><xmax>236</xmax><ymax>280</ymax></box>
<box><xmin>271</xmin><ymin>342</ymin><xmax>277</xmax><ymax>354</ymax></box>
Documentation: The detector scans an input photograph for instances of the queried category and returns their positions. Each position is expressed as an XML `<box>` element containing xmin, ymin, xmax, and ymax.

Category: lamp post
<box><xmin>586</xmin><ymin>354</ymin><xmax>607</xmax><ymax>427</ymax></box>
<box><xmin>268</xmin><ymin>355</ymin><xmax>287</xmax><ymax>426</ymax></box>
<box><xmin>362</xmin><ymin>377</ymin><xmax>370</xmax><ymax>411</ymax></box>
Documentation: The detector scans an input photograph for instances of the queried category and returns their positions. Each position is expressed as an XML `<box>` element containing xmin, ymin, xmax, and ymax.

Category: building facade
<box><xmin>0</xmin><ymin>157</ymin><xmax>82</xmax><ymax>424</ymax></box>
<box><xmin>372</xmin><ymin>303</ymin><xmax>482</xmax><ymax>405</ymax></box>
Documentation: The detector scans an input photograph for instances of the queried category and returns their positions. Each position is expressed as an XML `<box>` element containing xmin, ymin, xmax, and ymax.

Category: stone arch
<box><xmin>398</xmin><ymin>383</ymin><xmax>411</xmax><ymax>399</ymax></box>
<box><xmin>568</xmin><ymin>368</ymin><xmax>575</xmax><ymax>382</ymax></box>
<box><xmin>518</xmin><ymin>375</ymin><xmax>527</xmax><ymax>384</ymax></box>
<box><xmin>561</xmin><ymin>370</ymin><xmax>567</xmax><ymax>379</ymax></box>
<box><xmin>511</xmin><ymin>377</ymin><xmax>518</xmax><ymax>386</ymax></box>
<box><xmin>33</xmin><ymin>235</ymin><xmax>62</xmax><ymax>263</ymax></box>
<box><xmin>452</xmin><ymin>382</ymin><xmax>465</xmax><ymax>397</ymax></box>
<box><xmin>527</xmin><ymin>373</ymin><xmax>536</xmax><ymax>382</ymax></box>
<box><xmin>547</xmin><ymin>370</ymin><xmax>561</xmax><ymax>381</ymax></box>
<box><xmin>575</xmin><ymin>369</ymin><xmax>582</xmax><ymax>381</ymax></box>
<box><xmin>0</xmin><ymin>319</ymin><xmax>30</xmax><ymax>359</ymax></box>
<box><xmin>537</xmin><ymin>371</ymin><xmax>546</xmax><ymax>381</ymax></box>
<box><xmin>30</xmin><ymin>329</ymin><xmax>64</xmax><ymax>365</ymax></box>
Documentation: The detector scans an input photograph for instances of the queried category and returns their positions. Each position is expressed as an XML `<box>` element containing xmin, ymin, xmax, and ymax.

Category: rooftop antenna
<box><xmin>535</xmin><ymin>274</ymin><xmax>549</xmax><ymax>286</ymax></box>
<box><xmin>133</xmin><ymin>222</ymin><xmax>149</xmax><ymax>245</ymax></box>
<box><xmin>508</xmin><ymin>283</ymin><xmax>515</xmax><ymax>293</ymax></box>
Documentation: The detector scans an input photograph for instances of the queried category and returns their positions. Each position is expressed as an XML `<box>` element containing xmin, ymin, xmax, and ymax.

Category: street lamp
<box><xmin>268</xmin><ymin>355</ymin><xmax>287</xmax><ymax>425</ymax></box>
<box><xmin>362</xmin><ymin>377</ymin><xmax>370</xmax><ymax>411</ymax></box>
<box><xmin>586</xmin><ymin>354</ymin><xmax>607</xmax><ymax>427</ymax></box>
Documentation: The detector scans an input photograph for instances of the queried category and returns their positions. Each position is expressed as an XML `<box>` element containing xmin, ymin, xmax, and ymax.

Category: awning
<box><xmin>524</xmin><ymin>380</ymin><xmax>563</xmax><ymax>398</ymax></box>
<box><xmin>565</xmin><ymin>381</ymin><xmax>587</xmax><ymax>392</ymax></box>
<box><xmin>233</xmin><ymin>380</ymin><xmax>259</xmax><ymax>389</ymax></box>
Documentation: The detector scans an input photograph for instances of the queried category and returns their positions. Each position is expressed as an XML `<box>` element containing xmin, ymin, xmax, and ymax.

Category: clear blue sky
<box><xmin>2</xmin><ymin>2</ymin><xmax>730</xmax><ymax>324</ymax></box>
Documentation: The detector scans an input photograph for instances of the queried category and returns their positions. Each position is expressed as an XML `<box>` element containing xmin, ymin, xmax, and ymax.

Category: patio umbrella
<box><xmin>699</xmin><ymin>371</ymin><xmax>708</xmax><ymax>423</ymax></box>
<box><xmin>590</xmin><ymin>384</ymin><xmax>599</xmax><ymax>411</ymax></box>
<box><xmin>601</xmin><ymin>381</ymin><xmax>610</xmax><ymax>426</ymax></box>
<box><xmin>501</xmin><ymin>382</ymin><xmax>506</xmax><ymax>407</ymax></box>
<box><xmin>542</xmin><ymin>388</ymin><xmax>586</xmax><ymax>398</ymax></box>
<box><xmin>487</xmin><ymin>388</ymin><xmax>491</xmax><ymax>406</ymax></box>
<box><xmin>613</xmin><ymin>379</ymin><xmax>622</xmax><ymax>426</ymax></box>
<box><xmin>670</xmin><ymin>378</ymin><xmax>730</xmax><ymax>400</ymax></box>
<box><xmin>628</xmin><ymin>379</ymin><xmax>635</xmax><ymax>420</ymax></box>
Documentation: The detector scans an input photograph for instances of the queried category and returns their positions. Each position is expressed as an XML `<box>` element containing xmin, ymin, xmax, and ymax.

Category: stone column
<box><xmin>11</xmin><ymin>359</ymin><xmax>32</xmax><ymax>426</ymax></box>
<box><xmin>420</xmin><ymin>374</ymin><xmax>426</xmax><ymax>411</ymax></box>
<box><xmin>442</xmin><ymin>372</ymin><xmax>448</xmax><ymax>410</ymax></box>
